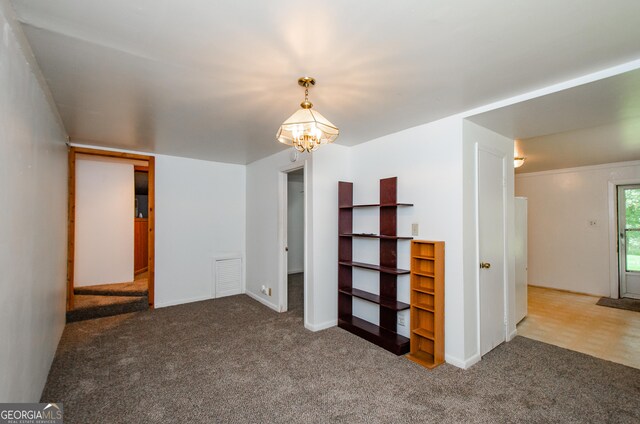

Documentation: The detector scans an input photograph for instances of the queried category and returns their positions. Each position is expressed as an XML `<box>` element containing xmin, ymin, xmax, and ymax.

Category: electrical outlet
<box><xmin>411</xmin><ymin>223</ymin><xmax>419</xmax><ymax>236</ymax></box>
<box><xmin>261</xmin><ymin>285</ymin><xmax>267</xmax><ymax>295</ymax></box>
<box><xmin>398</xmin><ymin>315</ymin><xmax>406</xmax><ymax>327</ymax></box>
<box><xmin>588</xmin><ymin>220</ymin><xmax>597</xmax><ymax>227</ymax></box>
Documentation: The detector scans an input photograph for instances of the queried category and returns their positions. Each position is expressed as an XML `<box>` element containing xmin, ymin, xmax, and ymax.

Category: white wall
<box><xmin>245</xmin><ymin>150</ymin><xmax>311</xmax><ymax>313</ymax></box>
<box><xmin>348</xmin><ymin>117</ymin><xmax>466</xmax><ymax>360</ymax></box>
<box><xmin>287</xmin><ymin>177</ymin><xmax>304</xmax><ymax>273</ymax></box>
<box><xmin>515</xmin><ymin>161</ymin><xmax>640</xmax><ymax>296</ymax></box>
<box><xmin>154</xmin><ymin>154</ymin><xmax>246</xmax><ymax>307</ymax></box>
<box><xmin>245</xmin><ymin>144</ymin><xmax>351</xmax><ymax>330</ymax></box>
<box><xmin>75</xmin><ymin>159</ymin><xmax>134</xmax><ymax>286</ymax></box>
<box><xmin>244</xmin><ymin>118</ymin><xmax>519</xmax><ymax>369</ymax></box>
<box><xmin>309</xmin><ymin>144</ymin><xmax>351</xmax><ymax>330</ymax></box>
<box><xmin>0</xmin><ymin>1</ymin><xmax>68</xmax><ymax>401</ymax></box>
<box><xmin>462</xmin><ymin>120</ymin><xmax>516</xmax><ymax>363</ymax></box>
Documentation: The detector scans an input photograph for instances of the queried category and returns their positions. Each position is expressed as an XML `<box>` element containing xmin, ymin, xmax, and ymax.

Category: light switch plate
<box><xmin>411</xmin><ymin>223</ymin><xmax>419</xmax><ymax>236</ymax></box>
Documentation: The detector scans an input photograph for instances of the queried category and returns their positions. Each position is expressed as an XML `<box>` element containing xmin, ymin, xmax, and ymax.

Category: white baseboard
<box><xmin>245</xmin><ymin>291</ymin><xmax>280</xmax><ymax>312</ymax></box>
<box><xmin>445</xmin><ymin>352</ymin><xmax>481</xmax><ymax>369</ymax></box>
<box><xmin>288</xmin><ymin>268</ymin><xmax>304</xmax><ymax>274</ymax></box>
<box><xmin>155</xmin><ymin>294</ymin><xmax>212</xmax><ymax>308</ymax></box>
<box><xmin>304</xmin><ymin>319</ymin><xmax>337</xmax><ymax>332</ymax></box>
<box><xmin>507</xmin><ymin>328</ymin><xmax>518</xmax><ymax>341</ymax></box>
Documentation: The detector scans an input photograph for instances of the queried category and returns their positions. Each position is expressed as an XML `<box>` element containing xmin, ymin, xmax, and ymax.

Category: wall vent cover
<box><xmin>214</xmin><ymin>257</ymin><xmax>242</xmax><ymax>298</ymax></box>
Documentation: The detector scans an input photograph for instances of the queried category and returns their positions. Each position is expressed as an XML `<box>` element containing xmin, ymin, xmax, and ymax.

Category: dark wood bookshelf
<box><xmin>338</xmin><ymin>316</ymin><xmax>410</xmax><ymax>356</ymax></box>
<box><xmin>339</xmin><ymin>202</ymin><xmax>414</xmax><ymax>209</ymax></box>
<box><xmin>338</xmin><ymin>177</ymin><xmax>412</xmax><ymax>356</ymax></box>
<box><xmin>338</xmin><ymin>287</ymin><xmax>410</xmax><ymax>311</ymax></box>
<box><xmin>339</xmin><ymin>233</ymin><xmax>413</xmax><ymax>240</ymax></box>
<box><xmin>338</xmin><ymin>260</ymin><xmax>410</xmax><ymax>275</ymax></box>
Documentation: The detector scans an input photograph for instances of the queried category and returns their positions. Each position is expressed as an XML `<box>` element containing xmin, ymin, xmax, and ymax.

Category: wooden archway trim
<box><xmin>67</xmin><ymin>146</ymin><xmax>155</xmax><ymax>311</ymax></box>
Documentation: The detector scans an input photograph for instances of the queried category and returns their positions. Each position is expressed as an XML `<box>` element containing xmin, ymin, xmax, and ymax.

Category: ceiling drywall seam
<box><xmin>461</xmin><ymin>58</ymin><xmax>640</xmax><ymax>121</ymax></box>
<box><xmin>514</xmin><ymin>159</ymin><xmax>640</xmax><ymax>179</ymax></box>
<box><xmin>16</xmin><ymin>19</ymin><xmax>162</xmax><ymax>65</ymax></box>
<box><xmin>0</xmin><ymin>0</ymin><xmax>68</xmax><ymax>141</ymax></box>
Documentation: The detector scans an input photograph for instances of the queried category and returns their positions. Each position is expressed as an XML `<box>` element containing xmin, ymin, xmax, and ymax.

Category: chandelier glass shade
<box><xmin>277</xmin><ymin>77</ymin><xmax>339</xmax><ymax>152</ymax></box>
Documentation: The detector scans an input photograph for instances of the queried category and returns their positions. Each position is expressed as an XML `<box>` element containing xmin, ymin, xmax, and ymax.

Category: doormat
<box><xmin>596</xmin><ymin>297</ymin><xmax>640</xmax><ymax>312</ymax></box>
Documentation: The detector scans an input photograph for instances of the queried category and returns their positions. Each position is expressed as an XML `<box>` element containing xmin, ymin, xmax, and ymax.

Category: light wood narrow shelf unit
<box><xmin>407</xmin><ymin>240</ymin><xmax>445</xmax><ymax>369</ymax></box>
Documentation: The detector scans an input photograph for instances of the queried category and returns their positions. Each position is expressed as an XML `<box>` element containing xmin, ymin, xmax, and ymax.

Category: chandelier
<box><xmin>276</xmin><ymin>77</ymin><xmax>339</xmax><ymax>152</ymax></box>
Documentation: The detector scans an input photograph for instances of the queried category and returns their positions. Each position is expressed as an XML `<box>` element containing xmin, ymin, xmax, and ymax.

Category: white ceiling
<box><xmin>468</xmin><ymin>68</ymin><xmax>640</xmax><ymax>173</ymax></box>
<box><xmin>10</xmin><ymin>0</ymin><xmax>640</xmax><ymax>164</ymax></box>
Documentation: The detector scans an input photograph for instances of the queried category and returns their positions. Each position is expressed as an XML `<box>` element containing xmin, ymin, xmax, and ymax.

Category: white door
<box><xmin>478</xmin><ymin>149</ymin><xmax>506</xmax><ymax>356</ymax></box>
<box><xmin>618</xmin><ymin>185</ymin><xmax>640</xmax><ymax>299</ymax></box>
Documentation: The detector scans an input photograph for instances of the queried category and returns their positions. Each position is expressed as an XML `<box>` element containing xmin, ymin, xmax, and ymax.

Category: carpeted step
<box><xmin>66</xmin><ymin>294</ymin><xmax>148</xmax><ymax>323</ymax></box>
<box><xmin>74</xmin><ymin>281</ymin><xmax>148</xmax><ymax>297</ymax></box>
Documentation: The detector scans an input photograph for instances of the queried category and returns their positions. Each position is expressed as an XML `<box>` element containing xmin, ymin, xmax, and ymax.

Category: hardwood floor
<box><xmin>517</xmin><ymin>286</ymin><xmax>640</xmax><ymax>369</ymax></box>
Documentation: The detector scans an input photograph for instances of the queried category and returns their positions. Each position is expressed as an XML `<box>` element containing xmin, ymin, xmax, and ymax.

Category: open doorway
<box><xmin>67</xmin><ymin>147</ymin><xmax>155</xmax><ymax>321</ymax></box>
<box><xmin>467</xmin><ymin>68</ymin><xmax>640</xmax><ymax>369</ymax></box>
<box><xmin>286</xmin><ymin>168</ymin><xmax>305</xmax><ymax>318</ymax></box>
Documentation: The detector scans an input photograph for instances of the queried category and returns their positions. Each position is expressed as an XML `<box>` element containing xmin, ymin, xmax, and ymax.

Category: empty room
<box><xmin>1</xmin><ymin>1</ymin><xmax>639</xmax><ymax>423</ymax></box>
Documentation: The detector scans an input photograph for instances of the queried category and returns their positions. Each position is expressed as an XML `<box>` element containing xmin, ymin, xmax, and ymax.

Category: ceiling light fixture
<box><xmin>514</xmin><ymin>156</ymin><xmax>526</xmax><ymax>168</ymax></box>
<box><xmin>276</xmin><ymin>77</ymin><xmax>339</xmax><ymax>152</ymax></box>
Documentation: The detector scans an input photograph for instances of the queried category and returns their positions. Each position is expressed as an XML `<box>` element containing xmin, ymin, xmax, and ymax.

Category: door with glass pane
<box><xmin>618</xmin><ymin>185</ymin><xmax>640</xmax><ymax>299</ymax></box>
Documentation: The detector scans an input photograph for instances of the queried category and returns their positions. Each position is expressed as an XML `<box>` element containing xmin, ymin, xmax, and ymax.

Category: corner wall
<box><xmin>244</xmin><ymin>144</ymin><xmax>351</xmax><ymax>330</ymax></box>
<box><xmin>245</xmin><ymin>149</ymin><xmax>307</xmax><ymax>313</ymax></box>
<box><xmin>462</xmin><ymin>120</ymin><xmax>516</xmax><ymax>363</ymax></box>
<box><xmin>348</xmin><ymin>117</ymin><xmax>467</xmax><ymax>362</ymax></box>
<box><xmin>154</xmin><ymin>154</ymin><xmax>246</xmax><ymax>307</ymax></box>
<box><xmin>0</xmin><ymin>1</ymin><xmax>68</xmax><ymax>401</ymax></box>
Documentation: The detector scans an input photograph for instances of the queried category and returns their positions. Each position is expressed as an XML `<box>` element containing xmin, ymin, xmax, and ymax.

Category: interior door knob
<box><xmin>480</xmin><ymin>262</ymin><xmax>491</xmax><ymax>269</ymax></box>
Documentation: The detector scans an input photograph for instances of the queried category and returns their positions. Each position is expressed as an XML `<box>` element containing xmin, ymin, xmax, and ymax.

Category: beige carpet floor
<box><xmin>43</xmin><ymin>288</ymin><xmax>640</xmax><ymax>423</ymax></box>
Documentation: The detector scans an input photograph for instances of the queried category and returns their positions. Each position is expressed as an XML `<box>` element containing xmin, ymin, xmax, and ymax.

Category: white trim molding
<box><xmin>305</xmin><ymin>319</ymin><xmax>337</xmax><ymax>332</ymax></box>
<box><xmin>446</xmin><ymin>353</ymin><xmax>481</xmax><ymax>370</ymax></box>
<box><xmin>155</xmin><ymin>294</ymin><xmax>212</xmax><ymax>309</ymax></box>
<box><xmin>245</xmin><ymin>291</ymin><xmax>280</xmax><ymax>312</ymax></box>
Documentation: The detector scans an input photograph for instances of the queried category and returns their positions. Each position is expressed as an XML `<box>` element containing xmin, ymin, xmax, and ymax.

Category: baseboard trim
<box><xmin>305</xmin><ymin>319</ymin><xmax>337</xmax><ymax>332</ymax></box>
<box><xmin>527</xmin><ymin>284</ymin><xmax>606</xmax><ymax>298</ymax></box>
<box><xmin>507</xmin><ymin>328</ymin><xmax>518</xmax><ymax>341</ymax></box>
<box><xmin>245</xmin><ymin>291</ymin><xmax>279</xmax><ymax>312</ymax></box>
<box><xmin>155</xmin><ymin>294</ymin><xmax>212</xmax><ymax>308</ymax></box>
<box><xmin>445</xmin><ymin>352</ymin><xmax>481</xmax><ymax>369</ymax></box>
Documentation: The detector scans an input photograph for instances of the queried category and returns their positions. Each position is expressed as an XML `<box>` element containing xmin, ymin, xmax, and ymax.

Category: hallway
<box><xmin>517</xmin><ymin>286</ymin><xmax>640</xmax><ymax>369</ymax></box>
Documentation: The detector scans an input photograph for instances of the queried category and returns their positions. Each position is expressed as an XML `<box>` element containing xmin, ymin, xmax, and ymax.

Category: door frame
<box><xmin>133</xmin><ymin>165</ymin><xmax>149</xmax><ymax>275</ymax></box>
<box><xmin>67</xmin><ymin>146</ymin><xmax>156</xmax><ymax>310</ymax></box>
<box><xmin>277</xmin><ymin>160</ymin><xmax>308</xmax><ymax>319</ymax></box>
<box><xmin>608</xmin><ymin>178</ymin><xmax>640</xmax><ymax>299</ymax></box>
<box><xmin>475</xmin><ymin>143</ymin><xmax>510</xmax><ymax>357</ymax></box>
<box><xmin>613</xmin><ymin>182</ymin><xmax>640</xmax><ymax>299</ymax></box>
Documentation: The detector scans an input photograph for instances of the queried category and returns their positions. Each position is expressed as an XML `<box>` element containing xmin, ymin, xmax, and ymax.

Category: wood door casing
<box><xmin>134</xmin><ymin>218</ymin><xmax>149</xmax><ymax>274</ymax></box>
<box><xmin>67</xmin><ymin>147</ymin><xmax>156</xmax><ymax>310</ymax></box>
